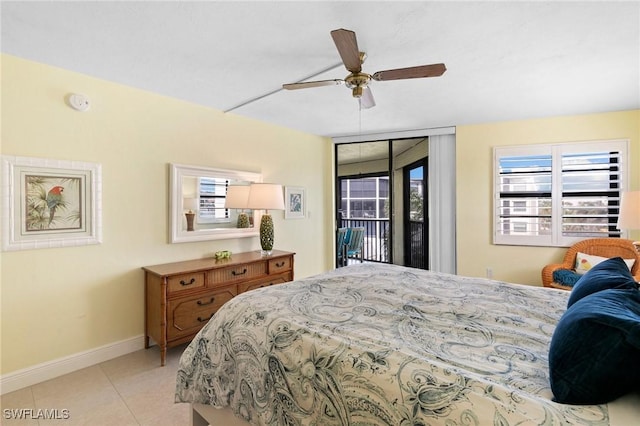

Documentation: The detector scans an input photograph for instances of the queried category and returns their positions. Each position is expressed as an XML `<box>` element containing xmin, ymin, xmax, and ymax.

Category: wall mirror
<box><xmin>169</xmin><ymin>163</ymin><xmax>262</xmax><ymax>243</ymax></box>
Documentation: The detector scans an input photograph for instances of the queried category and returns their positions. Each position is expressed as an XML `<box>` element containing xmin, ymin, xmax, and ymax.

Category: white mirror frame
<box><xmin>169</xmin><ymin>163</ymin><xmax>262</xmax><ymax>243</ymax></box>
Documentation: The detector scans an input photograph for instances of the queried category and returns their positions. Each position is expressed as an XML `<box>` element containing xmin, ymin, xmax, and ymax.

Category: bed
<box><xmin>175</xmin><ymin>263</ymin><xmax>640</xmax><ymax>425</ymax></box>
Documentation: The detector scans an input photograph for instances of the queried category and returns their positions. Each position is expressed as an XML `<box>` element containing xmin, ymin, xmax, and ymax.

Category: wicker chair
<box><xmin>541</xmin><ymin>238</ymin><xmax>640</xmax><ymax>290</ymax></box>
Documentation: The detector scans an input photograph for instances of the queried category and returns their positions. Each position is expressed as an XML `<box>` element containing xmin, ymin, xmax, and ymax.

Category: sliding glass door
<box><xmin>336</xmin><ymin>141</ymin><xmax>392</xmax><ymax>265</ymax></box>
<box><xmin>338</xmin><ymin>173</ymin><xmax>391</xmax><ymax>263</ymax></box>
<box><xmin>403</xmin><ymin>158</ymin><xmax>428</xmax><ymax>269</ymax></box>
<box><xmin>334</xmin><ymin>132</ymin><xmax>456</xmax><ymax>273</ymax></box>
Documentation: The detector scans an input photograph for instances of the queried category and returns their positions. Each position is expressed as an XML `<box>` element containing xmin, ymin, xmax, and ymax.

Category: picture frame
<box><xmin>284</xmin><ymin>186</ymin><xmax>305</xmax><ymax>219</ymax></box>
<box><xmin>1</xmin><ymin>155</ymin><xmax>102</xmax><ymax>251</ymax></box>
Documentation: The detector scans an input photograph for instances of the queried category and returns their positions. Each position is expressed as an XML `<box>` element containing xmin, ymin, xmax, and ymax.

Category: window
<box><xmin>198</xmin><ymin>177</ymin><xmax>230</xmax><ymax>223</ymax></box>
<box><xmin>339</xmin><ymin>176</ymin><xmax>389</xmax><ymax>219</ymax></box>
<box><xmin>494</xmin><ymin>140</ymin><xmax>628</xmax><ymax>247</ymax></box>
<box><xmin>513</xmin><ymin>222</ymin><xmax>528</xmax><ymax>233</ymax></box>
<box><xmin>513</xmin><ymin>200</ymin><xmax>527</xmax><ymax>212</ymax></box>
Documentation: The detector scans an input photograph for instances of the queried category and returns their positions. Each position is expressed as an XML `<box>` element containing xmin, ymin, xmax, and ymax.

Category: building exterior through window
<box><xmin>339</xmin><ymin>175</ymin><xmax>390</xmax><ymax>262</ymax></box>
<box><xmin>340</xmin><ymin>176</ymin><xmax>389</xmax><ymax>220</ymax></box>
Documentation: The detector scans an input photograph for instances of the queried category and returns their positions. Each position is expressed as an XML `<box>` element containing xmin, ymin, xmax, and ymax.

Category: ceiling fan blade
<box><xmin>282</xmin><ymin>79</ymin><xmax>344</xmax><ymax>90</ymax></box>
<box><xmin>372</xmin><ymin>63</ymin><xmax>446</xmax><ymax>81</ymax></box>
<box><xmin>330</xmin><ymin>29</ymin><xmax>362</xmax><ymax>73</ymax></box>
<box><xmin>360</xmin><ymin>87</ymin><xmax>376</xmax><ymax>109</ymax></box>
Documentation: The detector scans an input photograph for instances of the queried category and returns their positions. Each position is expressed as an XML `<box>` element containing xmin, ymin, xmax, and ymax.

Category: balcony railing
<box><xmin>407</xmin><ymin>220</ymin><xmax>426</xmax><ymax>269</ymax></box>
<box><xmin>339</xmin><ymin>218</ymin><xmax>390</xmax><ymax>263</ymax></box>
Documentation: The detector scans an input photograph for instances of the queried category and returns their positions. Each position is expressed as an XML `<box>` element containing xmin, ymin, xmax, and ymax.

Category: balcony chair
<box><xmin>344</xmin><ymin>227</ymin><xmax>365</xmax><ymax>264</ymax></box>
<box><xmin>541</xmin><ymin>238</ymin><xmax>640</xmax><ymax>290</ymax></box>
<box><xmin>336</xmin><ymin>227</ymin><xmax>349</xmax><ymax>267</ymax></box>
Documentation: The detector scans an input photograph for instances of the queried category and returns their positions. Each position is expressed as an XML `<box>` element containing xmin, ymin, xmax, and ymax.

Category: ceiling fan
<box><xmin>282</xmin><ymin>28</ymin><xmax>446</xmax><ymax>109</ymax></box>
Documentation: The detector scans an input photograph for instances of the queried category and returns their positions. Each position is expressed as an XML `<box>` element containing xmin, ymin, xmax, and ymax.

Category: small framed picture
<box><xmin>284</xmin><ymin>186</ymin><xmax>305</xmax><ymax>219</ymax></box>
<box><xmin>1</xmin><ymin>155</ymin><xmax>102</xmax><ymax>251</ymax></box>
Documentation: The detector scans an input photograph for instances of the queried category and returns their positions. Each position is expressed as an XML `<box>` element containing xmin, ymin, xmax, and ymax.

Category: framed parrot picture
<box><xmin>25</xmin><ymin>175</ymin><xmax>81</xmax><ymax>232</ymax></box>
<box><xmin>1</xmin><ymin>155</ymin><xmax>102</xmax><ymax>251</ymax></box>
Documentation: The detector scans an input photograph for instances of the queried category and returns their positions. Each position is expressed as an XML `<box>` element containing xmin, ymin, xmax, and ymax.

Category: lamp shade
<box><xmin>183</xmin><ymin>197</ymin><xmax>198</xmax><ymax>213</ymax></box>
<box><xmin>224</xmin><ymin>185</ymin><xmax>250</xmax><ymax>209</ymax></box>
<box><xmin>617</xmin><ymin>191</ymin><xmax>640</xmax><ymax>230</ymax></box>
<box><xmin>247</xmin><ymin>183</ymin><xmax>285</xmax><ymax>211</ymax></box>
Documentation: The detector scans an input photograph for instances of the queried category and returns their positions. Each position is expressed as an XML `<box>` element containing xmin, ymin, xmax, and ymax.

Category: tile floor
<box><xmin>1</xmin><ymin>344</ymin><xmax>191</xmax><ymax>425</ymax></box>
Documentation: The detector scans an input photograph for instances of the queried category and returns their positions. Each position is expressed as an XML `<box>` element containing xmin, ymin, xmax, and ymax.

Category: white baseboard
<box><xmin>0</xmin><ymin>335</ymin><xmax>145</xmax><ymax>395</ymax></box>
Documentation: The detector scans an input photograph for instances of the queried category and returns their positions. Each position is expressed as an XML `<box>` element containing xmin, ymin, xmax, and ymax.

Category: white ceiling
<box><xmin>2</xmin><ymin>1</ymin><xmax>639</xmax><ymax>138</ymax></box>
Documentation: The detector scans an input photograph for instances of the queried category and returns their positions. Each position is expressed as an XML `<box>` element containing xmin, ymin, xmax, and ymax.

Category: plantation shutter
<box><xmin>494</xmin><ymin>146</ymin><xmax>553</xmax><ymax>246</ymax></box>
<box><xmin>199</xmin><ymin>177</ymin><xmax>230</xmax><ymax>223</ymax></box>
<box><xmin>558</xmin><ymin>145</ymin><xmax>625</xmax><ymax>245</ymax></box>
<box><xmin>494</xmin><ymin>140</ymin><xmax>628</xmax><ymax>247</ymax></box>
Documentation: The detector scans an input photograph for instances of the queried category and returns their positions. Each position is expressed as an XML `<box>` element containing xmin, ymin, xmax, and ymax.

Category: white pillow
<box><xmin>574</xmin><ymin>252</ymin><xmax>636</xmax><ymax>275</ymax></box>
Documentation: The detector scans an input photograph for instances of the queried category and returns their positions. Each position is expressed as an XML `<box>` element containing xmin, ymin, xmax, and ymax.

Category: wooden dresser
<box><xmin>143</xmin><ymin>250</ymin><xmax>295</xmax><ymax>365</ymax></box>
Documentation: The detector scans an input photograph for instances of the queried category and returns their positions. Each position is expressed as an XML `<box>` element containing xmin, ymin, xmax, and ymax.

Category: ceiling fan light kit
<box><xmin>282</xmin><ymin>28</ymin><xmax>446</xmax><ymax>109</ymax></box>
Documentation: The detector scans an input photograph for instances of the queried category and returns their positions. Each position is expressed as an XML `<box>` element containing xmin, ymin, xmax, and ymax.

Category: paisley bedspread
<box><xmin>175</xmin><ymin>263</ymin><xmax>613</xmax><ymax>425</ymax></box>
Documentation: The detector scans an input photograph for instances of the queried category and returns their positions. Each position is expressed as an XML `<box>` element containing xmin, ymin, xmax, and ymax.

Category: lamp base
<box><xmin>259</xmin><ymin>213</ymin><xmax>274</xmax><ymax>255</ymax></box>
<box><xmin>237</xmin><ymin>212</ymin><xmax>250</xmax><ymax>228</ymax></box>
<box><xmin>185</xmin><ymin>212</ymin><xmax>195</xmax><ymax>231</ymax></box>
<box><xmin>260</xmin><ymin>249</ymin><xmax>273</xmax><ymax>257</ymax></box>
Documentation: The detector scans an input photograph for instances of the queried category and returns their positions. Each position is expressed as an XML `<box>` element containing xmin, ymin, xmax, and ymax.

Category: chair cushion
<box><xmin>567</xmin><ymin>257</ymin><xmax>638</xmax><ymax>308</ymax></box>
<box><xmin>552</xmin><ymin>269</ymin><xmax>582</xmax><ymax>287</ymax></box>
<box><xmin>575</xmin><ymin>251</ymin><xmax>636</xmax><ymax>275</ymax></box>
<box><xmin>549</xmin><ymin>288</ymin><xmax>640</xmax><ymax>404</ymax></box>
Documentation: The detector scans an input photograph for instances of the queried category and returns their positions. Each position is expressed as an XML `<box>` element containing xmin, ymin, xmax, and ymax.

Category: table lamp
<box><xmin>247</xmin><ymin>183</ymin><xmax>285</xmax><ymax>256</ymax></box>
<box><xmin>224</xmin><ymin>185</ymin><xmax>251</xmax><ymax>228</ymax></box>
<box><xmin>183</xmin><ymin>198</ymin><xmax>198</xmax><ymax>231</ymax></box>
<box><xmin>617</xmin><ymin>190</ymin><xmax>640</xmax><ymax>252</ymax></box>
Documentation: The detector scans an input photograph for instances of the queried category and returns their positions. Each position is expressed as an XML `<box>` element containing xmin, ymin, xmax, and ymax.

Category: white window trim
<box><xmin>493</xmin><ymin>139</ymin><xmax>629</xmax><ymax>247</ymax></box>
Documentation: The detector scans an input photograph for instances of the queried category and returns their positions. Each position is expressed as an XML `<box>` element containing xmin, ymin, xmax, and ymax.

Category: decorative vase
<box><xmin>237</xmin><ymin>212</ymin><xmax>250</xmax><ymax>228</ymax></box>
<box><xmin>259</xmin><ymin>213</ymin><xmax>274</xmax><ymax>256</ymax></box>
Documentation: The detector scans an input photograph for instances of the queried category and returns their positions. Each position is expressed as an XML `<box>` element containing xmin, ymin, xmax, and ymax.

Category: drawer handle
<box><xmin>180</xmin><ymin>278</ymin><xmax>196</xmax><ymax>286</ymax></box>
<box><xmin>197</xmin><ymin>297</ymin><xmax>215</xmax><ymax>306</ymax></box>
<box><xmin>197</xmin><ymin>313</ymin><xmax>214</xmax><ymax>323</ymax></box>
<box><xmin>232</xmin><ymin>268</ymin><xmax>247</xmax><ymax>276</ymax></box>
<box><xmin>275</xmin><ymin>261</ymin><xmax>285</xmax><ymax>267</ymax></box>
<box><xmin>260</xmin><ymin>282</ymin><xmax>275</xmax><ymax>288</ymax></box>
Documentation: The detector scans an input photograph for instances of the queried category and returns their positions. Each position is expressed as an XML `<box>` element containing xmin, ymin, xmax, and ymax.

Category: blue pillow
<box><xmin>567</xmin><ymin>257</ymin><xmax>637</xmax><ymax>308</ymax></box>
<box><xmin>549</xmin><ymin>288</ymin><xmax>640</xmax><ymax>404</ymax></box>
<box><xmin>552</xmin><ymin>269</ymin><xmax>582</xmax><ymax>287</ymax></box>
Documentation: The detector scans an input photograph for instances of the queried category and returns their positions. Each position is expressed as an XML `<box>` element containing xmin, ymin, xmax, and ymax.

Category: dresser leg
<box><xmin>161</xmin><ymin>345</ymin><xmax>167</xmax><ymax>366</ymax></box>
<box><xmin>144</xmin><ymin>335</ymin><xmax>150</xmax><ymax>349</ymax></box>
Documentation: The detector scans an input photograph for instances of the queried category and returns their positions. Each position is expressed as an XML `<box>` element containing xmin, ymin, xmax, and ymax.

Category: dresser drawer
<box><xmin>167</xmin><ymin>285</ymin><xmax>237</xmax><ymax>341</ymax></box>
<box><xmin>238</xmin><ymin>275</ymin><xmax>289</xmax><ymax>293</ymax></box>
<box><xmin>268</xmin><ymin>256</ymin><xmax>292</xmax><ymax>274</ymax></box>
<box><xmin>167</xmin><ymin>272</ymin><xmax>206</xmax><ymax>294</ymax></box>
<box><xmin>208</xmin><ymin>262</ymin><xmax>267</xmax><ymax>285</ymax></box>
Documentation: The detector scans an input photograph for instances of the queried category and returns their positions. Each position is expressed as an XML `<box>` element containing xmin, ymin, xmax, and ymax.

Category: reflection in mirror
<box><xmin>169</xmin><ymin>163</ymin><xmax>262</xmax><ymax>243</ymax></box>
<box><xmin>224</xmin><ymin>185</ymin><xmax>251</xmax><ymax>228</ymax></box>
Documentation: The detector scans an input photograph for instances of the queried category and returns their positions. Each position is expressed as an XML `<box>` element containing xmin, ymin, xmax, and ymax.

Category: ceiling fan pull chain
<box><xmin>358</xmin><ymin>99</ymin><xmax>362</xmax><ymax>134</ymax></box>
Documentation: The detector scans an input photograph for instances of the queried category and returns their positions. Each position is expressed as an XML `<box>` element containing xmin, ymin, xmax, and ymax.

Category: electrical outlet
<box><xmin>486</xmin><ymin>267</ymin><xmax>493</xmax><ymax>279</ymax></box>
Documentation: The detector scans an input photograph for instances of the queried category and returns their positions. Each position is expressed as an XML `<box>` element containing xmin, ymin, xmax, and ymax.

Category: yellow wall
<box><xmin>456</xmin><ymin>110</ymin><xmax>640</xmax><ymax>285</ymax></box>
<box><xmin>0</xmin><ymin>55</ymin><xmax>334</xmax><ymax>374</ymax></box>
